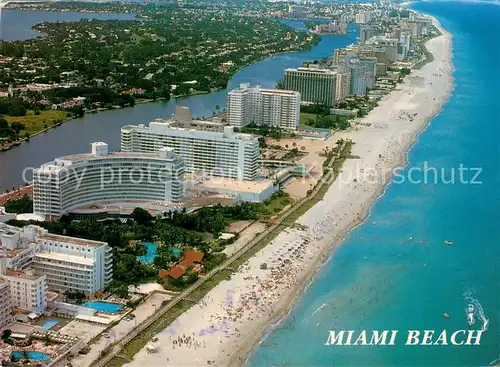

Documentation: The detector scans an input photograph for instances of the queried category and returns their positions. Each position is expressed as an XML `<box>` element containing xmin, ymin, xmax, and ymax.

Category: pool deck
<box><xmin>70</xmin><ymin>292</ymin><xmax>171</xmax><ymax>367</ymax></box>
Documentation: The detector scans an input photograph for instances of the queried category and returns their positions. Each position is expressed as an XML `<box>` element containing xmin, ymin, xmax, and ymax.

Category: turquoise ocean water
<box><xmin>248</xmin><ymin>2</ymin><xmax>500</xmax><ymax>366</ymax></box>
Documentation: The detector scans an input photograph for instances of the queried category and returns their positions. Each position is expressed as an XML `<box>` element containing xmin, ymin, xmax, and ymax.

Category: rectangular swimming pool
<box><xmin>11</xmin><ymin>351</ymin><xmax>51</xmax><ymax>361</ymax></box>
<box><xmin>83</xmin><ymin>301</ymin><xmax>122</xmax><ymax>313</ymax></box>
<box><xmin>40</xmin><ymin>319</ymin><xmax>59</xmax><ymax>329</ymax></box>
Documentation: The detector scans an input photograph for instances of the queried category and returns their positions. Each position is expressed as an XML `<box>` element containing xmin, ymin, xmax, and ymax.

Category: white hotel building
<box><xmin>227</xmin><ymin>83</ymin><xmax>301</xmax><ymax>130</ymax></box>
<box><xmin>32</xmin><ymin>233</ymin><xmax>112</xmax><ymax>295</ymax></box>
<box><xmin>2</xmin><ymin>269</ymin><xmax>47</xmax><ymax>313</ymax></box>
<box><xmin>33</xmin><ymin>142</ymin><xmax>185</xmax><ymax>219</ymax></box>
<box><xmin>0</xmin><ymin>223</ymin><xmax>113</xmax><ymax>295</ymax></box>
<box><xmin>121</xmin><ymin>122</ymin><xmax>260</xmax><ymax>181</ymax></box>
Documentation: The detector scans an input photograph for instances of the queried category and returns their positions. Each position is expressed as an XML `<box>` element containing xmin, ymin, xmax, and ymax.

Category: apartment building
<box><xmin>227</xmin><ymin>84</ymin><xmax>300</xmax><ymax>130</ymax></box>
<box><xmin>355</xmin><ymin>11</ymin><xmax>372</xmax><ymax>24</ymax></box>
<box><xmin>359</xmin><ymin>26</ymin><xmax>379</xmax><ymax>44</ymax></box>
<box><xmin>0</xmin><ymin>279</ymin><xmax>12</xmax><ymax>330</ymax></box>
<box><xmin>33</xmin><ymin>142</ymin><xmax>185</xmax><ymax>219</ymax></box>
<box><xmin>336</xmin><ymin>50</ymin><xmax>378</xmax><ymax>96</ymax></box>
<box><xmin>121</xmin><ymin>122</ymin><xmax>260</xmax><ymax>181</ymax></box>
<box><xmin>366</xmin><ymin>36</ymin><xmax>400</xmax><ymax>62</ymax></box>
<box><xmin>3</xmin><ymin>269</ymin><xmax>46</xmax><ymax>313</ymax></box>
<box><xmin>335</xmin><ymin>72</ymin><xmax>351</xmax><ymax>102</ymax></box>
<box><xmin>282</xmin><ymin>67</ymin><xmax>338</xmax><ymax>107</ymax></box>
<box><xmin>0</xmin><ymin>223</ymin><xmax>113</xmax><ymax>295</ymax></box>
<box><xmin>359</xmin><ymin>57</ymin><xmax>378</xmax><ymax>89</ymax></box>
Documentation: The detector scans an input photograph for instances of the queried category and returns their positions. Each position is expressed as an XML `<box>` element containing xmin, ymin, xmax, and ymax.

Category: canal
<box><xmin>0</xmin><ymin>11</ymin><xmax>359</xmax><ymax>191</ymax></box>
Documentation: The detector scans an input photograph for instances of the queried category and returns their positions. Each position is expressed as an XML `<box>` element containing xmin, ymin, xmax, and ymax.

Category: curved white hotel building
<box><xmin>33</xmin><ymin>142</ymin><xmax>185</xmax><ymax>219</ymax></box>
<box><xmin>121</xmin><ymin>122</ymin><xmax>260</xmax><ymax>181</ymax></box>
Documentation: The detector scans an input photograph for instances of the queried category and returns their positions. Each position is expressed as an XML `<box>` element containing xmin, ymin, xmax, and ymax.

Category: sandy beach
<box><xmin>121</xmin><ymin>16</ymin><xmax>453</xmax><ymax>367</ymax></box>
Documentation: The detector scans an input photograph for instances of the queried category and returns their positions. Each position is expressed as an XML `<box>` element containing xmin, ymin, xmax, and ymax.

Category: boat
<box><xmin>466</xmin><ymin>304</ymin><xmax>475</xmax><ymax>326</ymax></box>
<box><xmin>444</xmin><ymin>240</ymin><xmax>454</xmax><ymax>245</ymax></box>
<box><xmin>443</xmin><ymin>313</ymin><xmax>450</xmax><ymax>318</ymax></box>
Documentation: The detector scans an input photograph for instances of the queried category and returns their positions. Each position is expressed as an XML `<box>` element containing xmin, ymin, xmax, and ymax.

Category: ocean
<box><xmin>248</xmin><ymin>2</ymin><xmax>500</xmax><ymax>366</ymax></box>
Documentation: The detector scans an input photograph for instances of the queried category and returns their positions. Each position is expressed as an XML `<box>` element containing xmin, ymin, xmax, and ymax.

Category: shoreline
<box><xmin>235</xmin><ymin>14</ymin><xmax>455</xmax><ymax>365</ymax></box>
<box><xmin>117</xmin><ymin>13</ymin><xmax>454</xmax><ymax>367</ymax></box>
<box><xmin>234</xmin><ymin>14</ymin><xmax>455</xmax><ymax>365</ymax></box>
<box><xmin>0</xmin><ymin>11</ymin><xmax>318</xmax><ymax>155</ymax></box>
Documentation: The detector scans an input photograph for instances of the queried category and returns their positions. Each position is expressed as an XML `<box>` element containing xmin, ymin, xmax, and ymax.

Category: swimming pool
<box><xmin>40</xmin><ymin>319</ymin><xmax>59</xmax><ymax>329</ymax></box>
<box><xmin>83</xmin><ymin>301</ymin><xmax>122</xmax><ymax>313</ymax></box>
<box><xmin>11</xmin><ymin>351</ymin><xmax>51</xmax><ymax>361</ymax></box>
<box><xmin>136</xmin><ymin>242</ymin><xmax>157</xmax><ymax>264</ymax></box>
<box><xmin>136</xmin><ymin>242</ymin><xmax>182</xmax><ymax>264</ymax></box>
<box><xmin>170</xmin><ymin>247</ymin><xmax>182</xmax><ymax>258</ymax></box>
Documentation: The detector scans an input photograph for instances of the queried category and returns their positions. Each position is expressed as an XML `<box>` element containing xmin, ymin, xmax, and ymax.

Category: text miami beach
<box><xmin>325</xmin><ymin>330</ymin><xmax>484</xmax><ymax>346</ymax></box>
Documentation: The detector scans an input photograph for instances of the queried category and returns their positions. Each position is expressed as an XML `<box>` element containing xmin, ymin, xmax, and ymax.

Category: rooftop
<box><xmin>41</xmin><ymin>233</ymin><xmax>106</xmax><ymax>248</ymax></box>
<box><xmin>35</xmin><ymin>252</ymin><xmax>95</xmax><ymax>266</ymax></box>
<box><xmin>184</xmin><ymin>249</ymin><xmax>204</xmax><ymax>263</ymax></box>
<box><xmin>231</xmin><ymin>84</ymin><xmax>300</xmax><ymax>96</ymax></box>
<box><xmin>6</xmin><ymin>247</ymin><xmax>32</xmax><ymax>259</ymax></box>
<box><xmin>169</xmin><ymin>266</ymin><xmax>186</xmax><ymax>279</ymax></box>
<box><xmin>285</xmin><ymin>66</ymin><xmax>337</xmax><ymax>74</ymax></box>
<box><xmin>122</xmin><ymin>121</ymin><xmax>257</xmax><ymax>142</ymax></box>
<box><xmin>194</xmin><ymin>178</ymin><xmax>275</xmax><ymax>194</ymax></box>
<box><xmin>68</xmin><ymin>200</ymin><xmax>183</xmax><ymax>215</ymax></box>
<box><xmin>4</xmin><ymin>268</ymin><xmax>45</xmax><ymax>281</ymax></box>
<box><xmin>38</xmin><ymin>151</ymin><xmax>179</xmax><ymax>172</ymax></box>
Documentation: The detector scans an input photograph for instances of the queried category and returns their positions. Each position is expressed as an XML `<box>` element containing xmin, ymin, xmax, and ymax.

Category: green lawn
<box><xmin>259</xmin><ymin>193</ymin><xmax>294</xmax><ymax>220</ymax></box>
<box><xmin>5</xmin><ymin>110</ymin><xmax>69</xmax><ymax>136</ymax></box>
<box><xmin>300</xmin><ymin>112</ymin><xmax>318</xmax><ymax>125</ymax></box>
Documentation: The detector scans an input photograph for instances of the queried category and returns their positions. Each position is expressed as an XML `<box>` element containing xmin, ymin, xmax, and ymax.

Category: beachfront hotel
<box><xmin>282</xmin><ymin>67</ymin><xmax>338</xmax><ymax>107</ymax></box>
<box><xmin>32</xmin><ymin>233</ymin><xmax>112</xmax><ymax>294</ymax></box>
<box><xmin>227</xmin><ymin>83</ymin><xmax>301</xmax><ymax>130</ymax></box>
<box><xmin>0</xmin><ymin>223</ymin><xmax>113</xmax><ymax>295</ymax></box>
<box><xmin>121</xmin><ymin>122</ymin><xmax>260</xmax><ymax>181</ymax></box>
<box><xmin>33</xmin><ymin>142</ymin><xmax>185</xmax><ymax>219</ymax></box>
<box><xmin>334</xmin><ymin>49</ymin><xmax>378</xmax><ymax>96</ymax></box>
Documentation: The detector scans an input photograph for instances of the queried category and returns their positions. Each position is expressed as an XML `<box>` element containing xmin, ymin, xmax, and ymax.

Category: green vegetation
<box><xmin>0</xmin><ymin>117</ymin><xmax>24</xmax><ymax>142</ymax></box>
<box><xmin>3</xmin><ymin>194</ymin><xmax>33</xmax><ymax>213</ymax></box>
<box><xmin>0</xmin><ymin>5</ymin><xmax>315</xmax><ymax>113</ymax></box>
<box><xmin>1</xmin><ymin>329</ymin><xmax>12</xmax><ymax>343</ymax></box>
<box><xmin>300</xmin><ymin>103</ymin><xmax>351</xmax><ymax>129</ymax></box>
<box><xmin>300</xmin><ymin>102</ymin><xmax>330</xmax><ymax>115</ymax></box>
<box><xmin>4</xmin><ymin>109</ymin><xmax>69</xmax><ymax>136</ymax></box>
<box><xmin>64</xmin><ymin>290</ymin><xmax>86</xmax><ymax>304</ymax></box>
<box><xmin>92</xmin><ymin>143</ymin><xmax>351</xmax><ymax>367</ymax></box>
<box><xmin>0</xmin><ymin>98</ymin><xmax>26</xmax><ymax>116</ymax></box>
<box><xmin>299</xmin><ymin>112</ymin><xmax>318</xmax><ymax>125</ymax></box>
<box><xmin>414</xmin><ymin>38</ymin><xmax>435</xmax><ymax>70</ymax></box>
<box><xmin>239</xmin><ymin>123</ymin><xmax>294</xmax><ymax>140</ymax></box>
<box><xmin>7</xmin><ymin>191</ymin><xmax>291</xmax><ymax>294</ymax></box>
<box><xmin>303</xmin><ymin>20</ymin><xmax>323</xmax><ymax>30</ymax></box>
